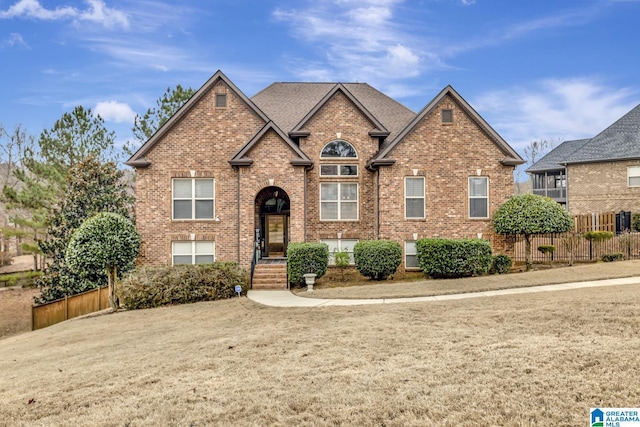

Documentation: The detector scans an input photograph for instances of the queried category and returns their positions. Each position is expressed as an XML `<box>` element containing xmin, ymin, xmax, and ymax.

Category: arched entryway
<box><xmin>255</xmin><ymin>186</ymin><xmax>290</xmax><ymax>258</ymax></box>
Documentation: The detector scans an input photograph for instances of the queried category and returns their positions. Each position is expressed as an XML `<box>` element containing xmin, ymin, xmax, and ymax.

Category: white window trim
<box><xmin>172</xmin><ymin>178</ymin><xmax>215</xmax><ymax>220</ymax></box>
<box><xmin>320</xmin><ymin>140</ymin><xmax>359</xmax><ymax>159</ymax></box>
<box><xmin>404</xmin><ymin>176</ymin><xmax>426</xmax><ymax>220</ymax></box>
<box><xmin>320</xmin><ymin>182</ymin><xmax>359</xmax><ymax>221</ymax></box>
<box><xmin>319</xmin><ymin>164</ymin><xmax>359</xmax><ymax>177</ymax></box>
<box><xmin>469</xmin><ymin>176</ymin><xmax>489</xmax><ymax>219</ymax></box>
<box><xmin>405</xmin><ymin>241</ymin><xmax>420</xmax><ymax>270</ymax></box>
<box><xmin>171</xmin><ymin>241</ymin><xmax>216</xmax><ymax>265</ymax></box>
<box><xmin>628</xmin><ymin>166</ymin><xmax>640</xmax><ymax>187</ymax></box>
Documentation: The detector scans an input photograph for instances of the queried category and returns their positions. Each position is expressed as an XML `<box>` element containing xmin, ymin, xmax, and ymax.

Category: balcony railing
<box><xmin>532</xmin><ymin>187</ymin><xmax>566</xmax><ymax>200</ymax></box>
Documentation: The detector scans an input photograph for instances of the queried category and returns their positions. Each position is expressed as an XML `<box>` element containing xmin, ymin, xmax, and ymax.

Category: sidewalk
<box><xmin>247</xmin><ymin>276</ymin><xmax>640</xmax><ymax>307</ymax></box>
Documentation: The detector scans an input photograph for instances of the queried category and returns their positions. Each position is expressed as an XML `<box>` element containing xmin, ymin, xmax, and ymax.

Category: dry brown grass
<box><xmin>0</xmin><ymin>288</ymin><xmax>39</xmax><ymax>339</ymax></box>
<box><xmin>303</xmin><ymin>259</ymin><xmax>640</xmax><ymax>299</ymax></box>
<box><xmin>1</xmin><ymin>282</ymin><xmax>639</xmax><ymax>426</ymax></box>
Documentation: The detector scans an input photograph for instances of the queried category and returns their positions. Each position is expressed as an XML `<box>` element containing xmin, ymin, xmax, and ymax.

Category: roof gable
<box><xmin>229</xmin><ymin>121</ymin><xmax>312</xmax><ymax>167</ymax></box>
<box><xmin>369</xmin><ymin>85</ymin><xmax>524</xmax><ymax>169</ymax></box>
<box><xmin>289</xmin><ymin>83</ymin><xmax>389</xmax><ymax>137</ymax></box>
<box><xmin>125</xmin><ymin>70</ymin><xmax>269</xmax><ymax>167</ymax></box>
<box><xmin>252</xmin><ymin>82</ymin><xmax>415</xmax><ymax>141</ymax></box>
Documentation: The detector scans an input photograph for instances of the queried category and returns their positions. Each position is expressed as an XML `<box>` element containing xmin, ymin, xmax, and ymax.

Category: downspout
<box><xmin>237</xmin><ymin>168</ymin><xmax>241</xmax><ymax>262</ymax></box>
<box><xmin>304</xmin><ymin>166</ymin><xmax>308</xmax><ymax>241</ymax></box>
<box><xmin>376</xmin><ymin>167</ymin><xmax>380</xmax><ymax>239</ymax></box>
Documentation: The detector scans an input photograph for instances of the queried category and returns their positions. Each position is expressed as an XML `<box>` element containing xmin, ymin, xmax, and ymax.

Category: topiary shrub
<box><xmin>287</xmin><ymin>242</ymin><xmax>329</xmax><ymax>286</ymax></box>
<box><xmin>490</xmin><ymin>254</ymin><xmax>512</xmax><ymax>274</ymax></box>
<box><xmin>353</xmin><ymin>240</ymin><xmax>401</xmax><ymax>280</ymax></box>
<box><xmin>602</xmin><ymin>252</ymin><xmax>624</xmax><ymax>262</ymax></box>
<box><xmin>537</xmin><ymin>244</ymin><xmax>556</xmax><ymax>266</ymax></box>
<box><xmin>119</xmin><ymin>262</ymin><xmax>249</xmax><ymax>310</ymax></box>
<box><xmin>416</xmin><ymin>238</ymin><xmax>492</xmax><ymax>278</ymax></box>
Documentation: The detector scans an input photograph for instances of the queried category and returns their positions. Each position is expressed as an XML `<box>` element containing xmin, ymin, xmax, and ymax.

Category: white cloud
<box><xmin>273</xmin><ymin>0</ymin><xmax>427</xmax><ymax>84</ymax></box>
<box><xmin>0</xmin><ymin>0</ymin><xmax>129</xmax><ymax>29</ymax></box>
<box><xmin>94</xmin><ymin>101</ymin><xmax>136</xmax><ymax>124</ymax></box>
<box><xmin>474</xmin><ymin>78</ymin><xmax>639</xmax><ymax>153</ymax></box>
<box><xmin>1</xmin><ymin>33</ymin><xmax>29</xmax><ymax>49</ymax></box>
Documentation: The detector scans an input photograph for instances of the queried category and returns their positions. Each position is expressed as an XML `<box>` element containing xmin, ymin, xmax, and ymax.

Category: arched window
<box><xmin>320</xmin><ymin>140</ymin><xmax>357</xmax><ymax>158</ymax></box>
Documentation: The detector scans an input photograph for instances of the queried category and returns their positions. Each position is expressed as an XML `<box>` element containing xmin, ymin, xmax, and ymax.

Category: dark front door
<box><xmin>265</xmin><ymin>214</ymin><xmax>287</xmax><ymax>257</ymax></box>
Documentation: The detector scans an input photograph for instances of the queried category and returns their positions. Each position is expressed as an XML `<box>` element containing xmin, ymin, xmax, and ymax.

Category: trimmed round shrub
<box><xmin>602</xmin><ymin>252</ymin><xmax>624</xmax><ymax>262</ymax></box>
<box><xmin>490</xmin><ymin>254</ymin><xmax>512</xmax><ymax>274</ymax></box>
<box><xmin>583</xmin><ymin>230</ymin><xmax>614</xmax><ymax>241</ymax></box>
<box><xmin>353</xmin><ymin>240</ymin><xmax>401</xmax><ymax>280</ymax></box>
<box><xmin>119</xmin><ymin>262</ymin><xmax>249</xmax><ymax>310</ymax></box>
<box><xmin>287</xmin><ymin>242</ymin><xmax>329</xmax><ymax>286</ymax></box>
<box><xmin>417</xmin><ymin>238</ymin><xmax>492</xmax><ymax>278</ymax></box>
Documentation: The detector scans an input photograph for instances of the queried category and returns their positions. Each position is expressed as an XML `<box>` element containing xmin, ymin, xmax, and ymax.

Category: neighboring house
<box><xmin>528</xmin><ymin>104</ymin><xmax>640</xmax><ymax>214</ymax></box>
<box><xmin>126</xmin><ymin>70</ymin><xmax>523</xmax><ymax>277</ymax></box>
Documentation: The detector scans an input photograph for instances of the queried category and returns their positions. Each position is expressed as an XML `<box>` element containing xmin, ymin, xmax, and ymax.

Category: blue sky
<box><xmin>1</xmin><ymin>0</ymin><xmax>639</xmax><ymax>163</ymax></box>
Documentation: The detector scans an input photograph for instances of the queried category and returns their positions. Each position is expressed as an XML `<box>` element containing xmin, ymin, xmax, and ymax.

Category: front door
<box><xmin>265</xmin><ymin>214</ymin><xmax>287</xmax><ymax>257</ymax></box>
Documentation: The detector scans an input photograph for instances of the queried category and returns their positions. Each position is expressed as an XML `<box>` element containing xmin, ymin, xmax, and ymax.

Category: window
<box><xmin>320</xmin><ymin>183</ymin><xmax>358</xmax><ymax>220</ymax></box>
<box><xmin>173</xmin><ymin>178</ymin><xmax>214</xmax><ymax>220</ymax></box>
<box><xmin>405</xmin><ymin>241</ymin><xmax>419</xmax><ymax>269</ymax></box>
<box><xmin>320</xmin><ymin>140</ymin><xmax>357</xmax><ymax>158</ymax></box>
<box><xmin>628</xmin><ymin>166</ymin><xmax>640</xmax><ymax>187</ymax></box>
<box><xmin>469</xmin><ymin>177</ymin><xmax>488</xmax><ymax>218</ymax></box>
<box><xmin>442</xmin><ymin>109</ymin><xmax>453</xmax><ymax>123</ymax></box>
<box><xmin>172</xmin><ymin>241</ymin><xmax>215</xmax><ymax>265</ymax></box>
<box><xmin>321</xmin><ymin>239</ymin><xmax>358</xmax><ymax>265</ymax></box>
<box><xmin>215</xmin><ymin>93</ymin><xmax>227</xmax><ymax>108</ymax></box>
<box><xmin>320</xmin><ymin>164</ymin><xmax>358</xmax><ymax>176</ymax></box>
<box><xmin>405</xmin><ymin>177</ymin><xmax>425</xmax><ymax>219</ymax></box>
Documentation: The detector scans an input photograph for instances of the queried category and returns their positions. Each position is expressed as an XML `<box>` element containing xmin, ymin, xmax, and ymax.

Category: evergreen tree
<box><xmin>36</xmin><ymin>156</ymin><xmax>134</xmax><ymax>303</ymax></box>
<box><xmin>125</xmin><ymin>84</ymin><xmax>194</xmax><ymax>156</ymax></box>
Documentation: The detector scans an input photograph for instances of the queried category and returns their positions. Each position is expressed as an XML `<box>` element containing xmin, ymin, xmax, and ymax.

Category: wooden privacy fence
<box><xmin>573</xmin><ymin>212</ymin><xmax>615</xmax><ymax>233</ymax></box>
<box><xmin>32</xmin><ymin>285</ymin><xmax>109</xmax><ymax>330</ymax></box>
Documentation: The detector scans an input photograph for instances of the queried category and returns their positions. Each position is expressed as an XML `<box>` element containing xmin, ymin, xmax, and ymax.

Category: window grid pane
<box><xmin>320</xmin><ymin>165</ymin><xmax>339</xmax><ymax>176</ymax></box>
<box><xmin>173</xmin><ymin>178</ymin><xmax>215</xmax><ymax>220</ymax></box>
<box><xmin>630</xmin><ymin>176</ymin><xmax>640</xmax><ymax>186</ymax></box>
<box><xmin>405</xmin><ymin>177</ymin><xmax>425</xmax><ymax>218</ymax></box>
<box><xmin>321</xmin><ymin>183</ymin><xmax>358</xmax><ymax>220</ymax></box>
<box><xmin>172</xmin><ymin>241</ymin><xmax>215</xmax><ymax>265</ymax></box>
<box><xmin>321</xmin><ymin>239</ymin><xmax>358</xmax><ymax>265</ymax></box>
<box><xmin>469</xmin><ymin>177</ymin><xmax>489</xmax><ymax>218</ymax></box>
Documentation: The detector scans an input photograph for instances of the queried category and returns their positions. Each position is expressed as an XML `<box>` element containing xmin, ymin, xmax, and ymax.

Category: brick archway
<box><xmin>255</xmin><ymin>186</ymin><xmax>290</xmax><ymax>258</ymax></box>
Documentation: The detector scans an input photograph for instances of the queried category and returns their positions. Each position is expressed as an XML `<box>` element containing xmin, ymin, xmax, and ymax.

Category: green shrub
<box><xmin>353</xmin><ymin>240</ymin><xmax>401</xmax><ymax>280</ymax></box>
<box><xmin>287</xmin><ymin>242</ymin><xmax>329</xmax><ymax>286</ymax></box>
<box><xmin>602</xmin><ymin>253</ymin><xmax>624</xmax><ymax>262</ymax></box>
<box><xmin>416</xmin><ymin>238</ymin><xmax>492</xmax><ymax>278</ymax></box>
<box><xmin>632</xmin><ymin>213</ymin><xmax>640</xmax><ymax>232</ymax></box>
<box><xmin>333</xmin><ymin>250</ymin><xmax>350</xmax><ymax>281</ymax></box>
<box><xmin>118</xmin><ymin>262</ymin><xmax>249</xmax><ymax>310</ymax></box>
<box><xmin>490</xmin><ymin>254</ymin><xmax>512</xmax><ymax>274</ymax></box>
<box><xmin>583</xmin><ymin>230</ymin><xmax>614</xmax><ymax>241</ymax></box>
<box><xmin>537</xmin><ymin>244</ymin><xmax>556</xmax><ymax>255</ymax></box>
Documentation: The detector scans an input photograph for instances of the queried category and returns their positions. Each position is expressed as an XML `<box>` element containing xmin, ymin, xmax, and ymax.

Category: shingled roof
<box><xmin>526</xmin><ymin>139</ymin><xmax>587</xmax><ymax>173</ymax></box>
<box><xmin>252</xmin><ymin>82</ymin><xmax>416</xmax><ymax>142</ymax></box>
<box><xmin>528</xmin><ymin>104</ymin><xmax>640</xmax><ymax>172</ymax></box>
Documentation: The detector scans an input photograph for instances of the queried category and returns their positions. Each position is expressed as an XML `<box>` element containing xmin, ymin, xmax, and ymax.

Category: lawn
<box><xmin>1</xmin><ymin>277</ymin><xmax>639</xmax><ymax>425</ymax></box>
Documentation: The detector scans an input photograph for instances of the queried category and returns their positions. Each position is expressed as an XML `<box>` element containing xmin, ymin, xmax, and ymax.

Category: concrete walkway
<box><xmin>248</xmin><ymin>276</ymin><xmax>640</xmax><ymax>307</ymax></box>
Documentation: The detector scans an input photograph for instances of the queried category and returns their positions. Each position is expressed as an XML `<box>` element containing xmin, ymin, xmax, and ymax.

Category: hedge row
<box><xmin>416</xmin><ymin>238</ymin><xmax>493</xmax><ymax>278</ymax></box>
<box><xmin>119</xmin><ymin>262</ymin><xmax>249</xmax><ymax>310</ymax></box>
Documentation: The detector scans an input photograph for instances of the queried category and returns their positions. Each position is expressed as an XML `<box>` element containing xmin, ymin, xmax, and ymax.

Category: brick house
<box><xmin>528</xmin><ymin>104</ymin><xmax>640</xmax><ymax>214</ymax></box>
<box><xmin>126</xmin><ymin>70</ymin><xmax>523</xmax><ymax>284</ymax></box>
